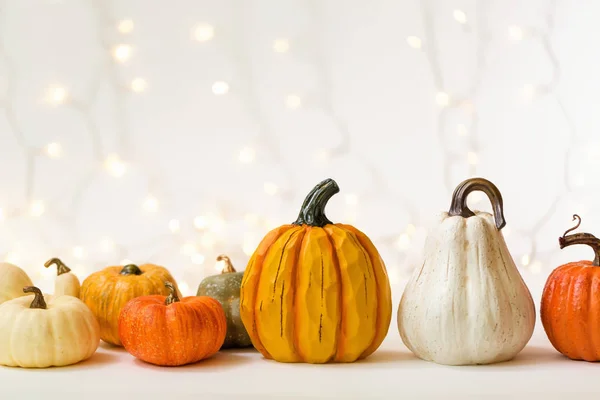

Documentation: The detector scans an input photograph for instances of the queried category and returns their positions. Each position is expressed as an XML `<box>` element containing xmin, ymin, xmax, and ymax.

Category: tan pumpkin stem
<box><xmin>448</xmin><ymin>177</ymin><xmax>506</xmax><ymax>230</ymax></box>
<box><xmin>44</xmin><ymin>257</ymin><xmax>71</xmax><ymax>276</ymax></box>
<box><xmin>217</xmin><ymin>254</ymin><xmax>236</xmax><ymax>274</ymax></box>
<box><xmin>23</xmin><ymin>286</ymin><xmax>47</xmax><ymax>309</ymax></box>
<box><xmin>164</xmin><ymin>282</ymin><xmax>180</xmax><ymax>305</ymax></box>
<box><xmin>559</xmin><ymin>214</ymin><xmax>600</xmax><ymax>266</ymax></box>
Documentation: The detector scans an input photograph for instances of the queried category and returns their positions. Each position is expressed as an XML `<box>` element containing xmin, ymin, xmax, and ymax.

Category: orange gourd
<box><xmin>80</xmin><ymin>263</ymin><xmax>181</xmax><ymax>346</ymax></box>
<box><xmin>240</xmin><ymin>178</ymin><xmax>392</xmax><ymax>363</ymax></box>
<box><xmin>541</xmin><ymin>214</ymin><xmax>600</xmax><ymax>361</ymax></box>
<box><xmin>119</xmin><ymin>282</ymin><xmax>227</xmax><ymax>366</ymax></box>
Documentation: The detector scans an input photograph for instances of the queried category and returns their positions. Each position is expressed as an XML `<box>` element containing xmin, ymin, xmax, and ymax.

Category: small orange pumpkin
<box><xmin>119</xmin><ymin>282</ymin><xmax>227</xmax><ymax>366</ymax></box>
<box><xmin>80</xmin><ymin>263</ymin><xmax>181</xmax><ymax>346</ymax></box>
<box><xmin>541</xmin><ymin>214</ymin><xmax>600</xmax><ymax>361</ymax></box>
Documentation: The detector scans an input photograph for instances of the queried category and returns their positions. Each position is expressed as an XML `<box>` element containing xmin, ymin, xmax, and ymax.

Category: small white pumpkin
<box><xmin>0</xmin><ymin>262</ymin><xmax>33</xmax><ymax>305</ymax></box>
<box><xmin>0</xmin><ymin>286</ymin><xmax>100</xmax><ymax>368</ymax></box>
<box><xmin>44</xmin><ymin>257</ymin><xmax>80</xmax><ymax>297</ymax></box>
<box><xmin>397</xmin><ymin>177</ymin><xmax>535</xmax><ymax>366</ymax></box>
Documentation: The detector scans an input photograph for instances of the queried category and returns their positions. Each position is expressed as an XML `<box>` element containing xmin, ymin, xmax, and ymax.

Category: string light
<box><xmin>72</xmin><ymin>246</ymin><xmax>86</xmax><ymax>259</ymax></box>
<box><xmin>405</xmin><ymin>223</ymin><xmax>416</xmax><ymax>235</ymax></box>
<box><xmin>45</xmin><ymin>85</ymin><xmax>67</xmax><ymax>105</ymax></box>
<box><xmin>312</xmin><ymin>149</ymin><xmax>329</xmax><ymax>163</ymax></box>
<box><xmin>100</xmin><ymin>237</ymin><xmax>115</xmax><ymax>252</ymax></box>
<box><xmin>523</xmin><ymin>84</ymin><xmax>536</xmax><ymax>102</ymax></box>
<box><xmin>5</xmin><ymin>252</ymin><xmax>19</xmax><ymax>264</ymax></box>
<box><xmin>406</xmin><ymin>36</ymin><xmax>422</xmax><ymax>49</ymax></box>
<box><xmin>467</xmin><ymin>151</ymin><xmax>478</xmax><ymax>165</ymax></box>
<box><xmin>178</xmin><ymin>281</ymin><xmax>191</xmax><ymax>296</ymax></box>
<box><xmin>208</xmin><ymin>214</ymin><xmax>225</xmax><ymax>233</ymax></box>
<box><xmin>0</xmin><ymin>0</ymin><xmax>577</xmax><ymax>287</ymax></box>
<box><xmin>243</xmin><ymin>234</ymin><xmax>258</xmax><ymax>256</ymax></box>
<box><xmin>180</xmin><ymin>242</ymin><xmax>197</xmax><ymax>256</ymax></box>
<box><xmin>200</xmin><ymin>233</ymin><xmax>216</xmax><ymax>249</ymax></box>
<box><xmin>397</xmin><ymin>234</ymin><xmax>411</xmax><ymax>251</ymax></box>
<box><xmin>192</xmin><ymin>23</ymin><xmax>214</xmax><ymax>42</ymax></box>
<box><xmin>193</xmin><ymin>215</ymin><xmax>208</xmax><ymax>230</ymax></box>
<box><xmin>30</xmin><ymin>200</ymin><xmax>45</xmax><ymax>217</ymax></box>
<box><xmin>264</xmin><ymin>182</ymin><xmax>279</xmax><ymax>196</ymax></box>
<box><xmin>238</xmin><ymin>147</ymin><xmax>255</xmax><ymax>163</ymax></box>
<box><xmin>40</xmin><ymin>265</ymin><xmax>53</xmax><ymax>278</ymax></box>
<box><xmin>212</xmin><ymin>81</ymin><xmax>229</xmax><ymax>95</ymax></box>
<box><xmin>45</xmin><ymin>142</ymin><xmax>62</xmax><ymax>159</ymax></box>
<box><xmin>435</xmin><ymin>92</ymin><xmax>450</xmax><ymax>107</ymax></box>
<box><xmin>191</xmin><ymin>253</ymin><xmax>205</xmax><ymax>265</ymax></box>
<box><xmin>168</xmin><ymin>219</ymin><xmax>180</xmax><ymax>233</ymax></box>
<box><xmin>117</xmin><ymin>19</ymin><xmax>134</xmax><ymax>34</ymax></box>
<box><xmin>142</xmin><ymin>195</ymin><xmax>159</xmax><ymax>212</ymax></box>
<box><xmin>273</xmin><ymin>38</ymin><xmax>290</xmax><ymax>53</ymax></box>
<box><xmin>387</xmin><ymin>267</ymin><xmax>400</xmax><ymax>285</ymax></box>
<box><xmin>453</xmin><ymin>10</ymin><xmax>467</xmax><ymax>24</ymax></box>
<box><xmin>530</xmin><ymin>261</ymin><xmax>543</xmax><ymax>274</ymax></box>
<box><xmin>345</xmin><ymin>194</ymin><xmax>358</xmax><ymax>206</ymax></box>
<box><xmin>244</xmin><ymin>213</ymin><xmax>259</xmax><ymax>225</ymax></box>
<box><xmin>457</xmin><ymin>124</ymin><xmax>468</xmax><ymax>137</ymax></box>
<box><xmin>104</xmin><ymin>154</ymin><xmax>127</xmax><ymax>177</ymax></box>
<box><xmin>130</xmin><ymin>78</ymin><xmax>147</xmax><ymax>93</ymax></box>
<box><xmin>521</xmin><ymin>254</ymin><xmax>531</xmax><ymax>267</ymax></box>
<box><xmin>112</xmin><ymin>44</ymin><xmax>132</xmax><ymax>63</ymax></box>
<box><xmin>508</xmin><ymin>26</ymin><xmax>524</xmax><ymax>41</ymax></box>
<box><xmin>285</xmin><ymin>94</ymin><xmax>302</xmax><ymax>109</ymax></box>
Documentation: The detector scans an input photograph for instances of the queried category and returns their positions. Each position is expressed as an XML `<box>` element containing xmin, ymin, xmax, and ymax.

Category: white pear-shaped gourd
<box><xmin>0</xmin><ymin>286</ymin><xmax>100</xmax><ymax>367</ymax></box>
<box><xmin>0</xmin><ymin>262</ymin><xmax>33</xmax><ymax>304</ymax></box>
<box><xmin>44</xmin><ymin>258</ymin><xmax>80</xmax><ymax>297</ymax></box>
<box><xmin>397</xmin><ymin>177</ymin><xmax>535</xmax><ymax>366</ymax></box>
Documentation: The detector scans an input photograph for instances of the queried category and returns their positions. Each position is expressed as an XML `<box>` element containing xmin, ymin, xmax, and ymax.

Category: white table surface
<box><xmin>2</xmin><ymin>274</ymin><xmax>599</xmax><ymax>400</ymax></box>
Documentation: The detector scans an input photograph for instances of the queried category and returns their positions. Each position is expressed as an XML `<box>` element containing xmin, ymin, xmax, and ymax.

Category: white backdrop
<box><xmin>0</xmin><ymin>0</ymin><xmax>598</xmax><ymax>301</ymax></box>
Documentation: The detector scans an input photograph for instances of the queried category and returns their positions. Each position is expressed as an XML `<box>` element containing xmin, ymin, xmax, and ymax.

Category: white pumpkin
<box><xmin>0</xmin><ymin>262</ymin><xmax>33</xmax><ymax>304</ymax></box>
<box><xmin>0</xmin><ymin>286</ymin><xmax>100</xmax><ymax>368</ymax></box>
<box><xmin>397</xmin><ymin>178</ymin><xmax>536</xmax><ymax>366</ymax></box>
<box><xmin>44</xmin><ymin>258</ymin><xmax>80</xmax><ymax>297</ymax></box>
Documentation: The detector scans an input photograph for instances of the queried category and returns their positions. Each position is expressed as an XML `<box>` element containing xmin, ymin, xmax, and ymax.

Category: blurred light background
<box><xmin>0</xmin><ymin>0</ymin><xmax>598</xmax><ymax>304</ymax></box>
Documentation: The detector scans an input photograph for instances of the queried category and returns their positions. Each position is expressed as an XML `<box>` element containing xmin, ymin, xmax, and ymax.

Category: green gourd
<box><xmin>197</xmin><ymin>255</ymin><xmax>252</xmax><ymax>349</ymax></box>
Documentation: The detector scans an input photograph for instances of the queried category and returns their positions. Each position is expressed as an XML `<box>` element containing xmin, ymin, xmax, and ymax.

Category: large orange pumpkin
<box><xmin>240</xmin><ymin>178</ymin><xmax>392</xmax><ymax>363</ymax></box>
<box><xmin>541</xmin><ymin>214</ymin><xmax>600</xmax><ymax>361</ymax></box>
<box><xmin>119</xmin><ymin>282</ymin><xmax>226</xmax><ymax>366</ymax></box>
<box><xmin>80</xmin><ymin>263</ymin><xmax>181</xmax><ymax>346</ymax></box>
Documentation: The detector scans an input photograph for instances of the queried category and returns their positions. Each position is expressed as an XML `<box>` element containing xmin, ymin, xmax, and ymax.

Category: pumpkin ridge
<box><xmin>588</xmin><ymin>270</ymin><xmax>600</xmax><ymax>360</ymax></box>
<box><xmin>280</xmin><ymin>282</ymin><xmax>285</xmax><ymax>337</ymax></box>
<box><xmin>246</xmin><ymin>227</ymin><xmax>292</xmax><ymax>359</ymax></box>
<box><xmin>291</xmin><ymin>227</ymin><xmax>308</xmax><ymax>360</ymax></box>
<box><xmin>491</xmin><ymin>222</ymin><xmax>512</xmax><ymax>348</ymax></box>
<box><xmin>563</xmin><ymin>272</ymin><xmax>577</xmax><ymax>358</ymax></box>
<box><xmin>272</xmin><ymin>229</ymin><xmax>302</xmax><ymax>300</ymax></box>
<box><xmin>323</xmin><ymin>227</ymin><xmax>343</xmax><ymax>362</ymax></box>
<box><xmin>341</xmin><ymin>224</ymin><xmax>391</xmax><ymax>360</ymax></box>
<box><xmin>585</xmin><ymin>272</ymin><xmax>596</xmax><ymax>360</ymax></box>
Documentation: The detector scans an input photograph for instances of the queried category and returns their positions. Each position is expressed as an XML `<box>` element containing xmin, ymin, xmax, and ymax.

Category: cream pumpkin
<box><xmin>45</xmin><ymin>258</ymin><xmax>80</xmax><ymax>297</ymax></box>
<box><xmin>0</xmin><ymin>286</ymin><xmax>100</xmax><ymax>368</ymax></box>
<box><xmin>397</xmin><ymin>177</ymin><xmax>535</xmax><ymax>365</ymax></box>
<box><xmin>0</xmin><ymin>262</ymin><xmax>33</xmax><ymax>304</ymax></box>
